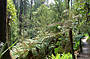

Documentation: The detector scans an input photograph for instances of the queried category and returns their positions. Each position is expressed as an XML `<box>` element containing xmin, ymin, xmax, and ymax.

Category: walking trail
<box><xmin>78</xmin><ymin>36</ymin><xmax>90</xmax><ymax>59</ymax></box>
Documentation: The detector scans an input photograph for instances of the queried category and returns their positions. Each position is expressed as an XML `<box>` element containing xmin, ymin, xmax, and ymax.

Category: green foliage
<box><xmin>72</xmin><ymin>0</ymin><xmax>89</xmax><ymax>34</ymax></box>
<box><xmin>29</xmin><ymin>4</ymin><xmax>58</xmax><ymax>38</ymax></box>
<box><xmin>73</xmin><ymin>35</ymin><xmax>84</xmax><ymax>50</ymax></box>
<box><xmin>50</xmin><ymin>53</ymin><xmax>72</xmax><ymax>59</ymax></box>
<box><xmin>54</xmin><ymin>38</ymin><xmax>71</xmax><ymax>54</ymax></box>
<box><xmin>8</xmin><ymin>0</ymin><xmax>89</xmax><ymax>58</ymax></box>
<box><xmin>7</xmin><ymin>0</ymin><xmax>19</xmax><ymax>45</ymax></box>
<box><xmin>7</xmin><ymin>0</ymin><xmax>17</xmax><ymax>22</ymax></box>
<box><xmin>74</xmin><ymin>41</ymin><xmax>80</xmax><ymax>50</ymax></box>
<box><xmin>84</xmin><ymin>33</ymin><xmax>90</xmax><ymax>40</ymax></box>
<box><xmin>33</xmin><ymin>4</ymin><xmax>56</xmax><ymax>27</ymax></box>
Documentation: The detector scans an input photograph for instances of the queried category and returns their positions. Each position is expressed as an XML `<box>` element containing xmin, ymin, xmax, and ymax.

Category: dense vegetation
<box><xmin>0</xmin><ymin>0</ymin><xmax>90</xmax><ymax>59</ymax></box>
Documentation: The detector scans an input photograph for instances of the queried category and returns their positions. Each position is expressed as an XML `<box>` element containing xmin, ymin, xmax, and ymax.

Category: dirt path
<box><xmin>78</xmin><ymin>37</ymin><xmax>90</xmax><ymax>59</ymax></box>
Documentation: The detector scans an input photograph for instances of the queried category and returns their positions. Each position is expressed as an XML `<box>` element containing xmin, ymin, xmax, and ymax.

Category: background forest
<box><xmin>0</xmin><ymin>0</ymin><xmax>90</xmax><ymax>59</ymax></box>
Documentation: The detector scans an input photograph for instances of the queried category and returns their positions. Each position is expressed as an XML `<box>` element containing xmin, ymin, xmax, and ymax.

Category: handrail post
<box><xmin>69</xmin><ymin>28</ymin><xmax>75</xmax><ymax>59</ymax></box>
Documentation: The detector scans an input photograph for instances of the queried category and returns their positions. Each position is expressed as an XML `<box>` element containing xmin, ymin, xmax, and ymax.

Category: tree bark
<box><xmin>69</xmin><ymin>28</ymin><xmax>75</xmax><ymax>59</ymax></box>
<box><xmin>19</xmin><ymin>0</ymin><xmax>23</xmax><ymax>36</ymax></box>
<box><xmin>0</xmin><ymin>0</ymin><xmax>7</xmax><ymax>43</ymax></box>
<box><xmin>0</xmin><ymin>0</ymin><xmax>12</xmax><ymax>59</ymax></box>
<box><xmin>30</xmin><ymin>0</ymin><xmax>33</xmax><ymax>20</ymax></box>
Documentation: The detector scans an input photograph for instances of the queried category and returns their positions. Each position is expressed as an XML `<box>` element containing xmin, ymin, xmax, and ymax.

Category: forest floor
<box><xmin>78</xmin><ymin>36</ymin><xmax>90</xmax><ymax>59</ymax></box>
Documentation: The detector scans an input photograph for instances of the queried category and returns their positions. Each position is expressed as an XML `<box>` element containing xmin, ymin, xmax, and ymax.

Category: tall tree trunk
<box><xmin>30</xmin><ymin>0</ymin><xmax>33</xmax><ymax>20</ymax></box>
<box><xmin>23</xmin><ymin>0</ymin><xmax>27</xmax><ymax>15</ymax></box>
<box><xmin>0</xmin><ymin>0</ymin><xmax>6</xmax><ymax>42</ymax></box>
<box><xmin>86</xmin><ymin>2</ymin><xmax>90</xmax><ymax>22</ymax></box>
<box><xmin>69</xmin><ymin>29</ymin><xmax>75</xmax><ymax>59</ymax></box>
<box><xmin>0</xmin><ymin>0</ymin><xmax>12</xmax><ymax>59</ymax></box>
<box><xmin>19</xmin><ymin>0</ymin><xmax>23</xmax><ymax>36</ymax></box>
<box><xmin>65</xmin><ymin>0</ymin><xmax>70</xmax><ymax>9</ymax></box>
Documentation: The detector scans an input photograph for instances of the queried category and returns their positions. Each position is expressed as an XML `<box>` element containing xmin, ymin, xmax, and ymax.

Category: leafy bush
<box><xmin>73</xmin><ymin>35</ymin><xmax>84</xmax><ymax>50</ymax></box>
<box><xmin>50</xmin><ymin>53</ymin><xmax>72</xmax><ymax>59</ymax></box>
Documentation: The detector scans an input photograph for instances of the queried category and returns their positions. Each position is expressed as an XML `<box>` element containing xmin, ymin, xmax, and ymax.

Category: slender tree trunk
<box><xmin>19</xmin><ymin>0</ymin><xmax>23</xmax><ymax>36</ymax></box>
<box><xmin>65</xmin><ymin>0</ymin><xmax>70</xmax><ymax>9</ymax></box>
<box><xmin>0</xmin><ymin>0</ymin><xmax>12</xmax><ymax>59</ymax></box>
<box><xmin>69</xmin><ymin>29</ymin><xmax>75</xmax><ymax>59</ymax></box>
<box><xmin>23</xmin><ymin>0</ymin><xmax>27</xmax><ymax>15</ymax></box>
<box><xmin>86</xmin><ymin>2</ymin><xmax>90</xmax><ymax>35</ymax></box>
<box><xmin>30</xmin><ymin>0</ymin><xmax>33</xmax><ymax>20</ymax></box>
<box><xmin>86</xmin><ymin>2</ymin><xmax>90</xmax><ymax>22</ymax></box>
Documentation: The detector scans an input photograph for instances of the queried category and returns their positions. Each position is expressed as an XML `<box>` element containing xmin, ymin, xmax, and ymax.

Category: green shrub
<box><xmin>50</xmin><ymin>53</ymin><xmax>72</xmax><ymax>59</ymax></box>
<box><xmin>73</xmin><ymin>35</ymin><xmax>84</xmax><ymax>50</ymax></box>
